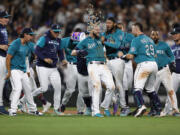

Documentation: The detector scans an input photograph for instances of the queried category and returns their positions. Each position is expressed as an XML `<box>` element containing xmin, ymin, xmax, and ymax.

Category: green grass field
<box><xmin>0</xmin><ymin>108</ymin><xmax>180</xmax><ymax>135</ymax></box>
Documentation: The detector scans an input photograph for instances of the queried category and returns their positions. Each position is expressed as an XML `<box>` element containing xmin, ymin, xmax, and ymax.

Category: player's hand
<box><xmin>120</xmin><ymin>55</ymin><xmax>129</xmax><ymax>62</ymax></box>
<box><xmin>117</xmin><ymin>51</ymin><xmax>124</xmax><ymax>57</ymax></box>
<box><xmin>101</xmin><ymin>36</ymin><xmax>105</xmax><ymax>44</ymax></box>
<box><xmin>169</xmin><ymin>62</ymin><xmax>176</xmax><ymax>73</ymax></box>
<box><xmin>5</xmin><ymin>72</ymin><xmax>11</xmax><ymax>80</ymax></box>
<box><xmin>0</xmin><ymin>45</ymin><xmax>8</xmax><ymax>51</ymax></box>
<box><xmin>61</xmin><ymin>60</ymin><xmax>68</xmax><ymax>68</ymax></box>
<box><xmin>44</xmin><ymin>58</ymin><xmax>53</xmax><ymax>64</ymax></box>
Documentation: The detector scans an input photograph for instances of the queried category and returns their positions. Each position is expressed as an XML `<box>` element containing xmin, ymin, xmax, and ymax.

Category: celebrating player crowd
<box><xmin>0</xmin><ymin>8</ymin><xmax>180</xmax><ymax>118</ymax></box>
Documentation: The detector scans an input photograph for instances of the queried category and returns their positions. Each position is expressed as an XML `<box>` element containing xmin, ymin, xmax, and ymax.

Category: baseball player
<box><xmin>31</xmin><ymin>24</ymin><xmax>67</xmax><ymax>115</ymax></box>
<box><xmin>163</xmin><ymin>24</ymin><xmax>180</xmax><ymax>116</ymax></box>
<box><xmin>113</xmin><ymin>22</ymin><xmax>135</xmax><ymax>116</ymax></box>
<box><xmin>18</xmin><ymin>56</ymin><xmax>51</xmax><ymax>113</ymax></box>
<box><xmin>6</xmin><ymin>28</ymin><xmax>42</xmax><ymax>116</ymax></box>
<box><xmin>60</xmin><ymin>28</ymin><xmax>86</xmax><ymax>114</ymax></box>
<box><xmin>0</xmin><ymin>11</ymin><xmax>11</xmax><ymax>115</ymax></box>
<box><xmin>72</xmin><ymin>24</ymin><xmax>115</xmax><ymax>117</ymax></box>
<box><xmin>122</xmin><ymin>23</ymin><xmax>162</xmax><ymax>117</ymax></box>
<box><xmin>150</xmin><ymin>30</ymin><xmax>180</xmax><ymax>116</ymax></box>
<box><xmin>76</xmin><ymin>49</ymin><xmax>92</xmax><ymax>116</ymax></box>
<box><xmin>101</xmin><ymin>17</ymin><xmax>129</xmax><ymax>116</ymax></box>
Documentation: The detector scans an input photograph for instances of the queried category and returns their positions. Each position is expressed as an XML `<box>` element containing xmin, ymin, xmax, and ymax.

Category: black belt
<box><xmin>69</xmin><ymin>62</ymin><xmax>77</xmax><ymax>65</ymax></box>
<box><xmin>158</xmin><ymin>65</ymin><xmax>168</xmax><ymax>71</ymax></box>
<box><xmin>89</xmin><ymin>61</ymin><xmax>106</xmax><ymax>65</ymax></box>
<box><xmin>108</xmin><ymin>56</ymin><xmax>120</xmax><ymax>60</ymax></box>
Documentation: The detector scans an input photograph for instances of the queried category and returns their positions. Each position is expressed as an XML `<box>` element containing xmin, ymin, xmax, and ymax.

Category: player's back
<box><xmin>130</xmin><ymin>34</ymin><xmax>156</xmax><ymax>64</ymax></box>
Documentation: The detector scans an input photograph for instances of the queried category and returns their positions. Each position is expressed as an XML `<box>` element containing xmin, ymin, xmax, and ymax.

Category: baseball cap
<box><xmin>171</xmin><ymin>27</ymin><xmax>180</xmax><ymax>35</ymax></box>
<box><xmin>0</xmin><ymin>11</ymin><xmax>11</xmax><ymax>18</ymax></box>
<box><xmin>51</xmin><ymin>24</ymin><xmax>61</xmax><ymax>32</ymax></box>
<box><xmin>21</xmin><ymin>28</ymin><xmax>35</xmax><ymax>35</ymax></box>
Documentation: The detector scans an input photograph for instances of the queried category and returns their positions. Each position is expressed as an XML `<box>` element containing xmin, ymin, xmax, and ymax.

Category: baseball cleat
<box><xmin>128</xmin><ymin>108</ymin><xmax>138</xmax><ymax>116</ymax></box>
<box><xmin>159</xmin><ymin>110</ymin><xmax>168</xmax><ymax>117</ymax></box>
<box><xmin>172</xmin><ymin>112</ymin><xmax>180</xmax><ymax>117</ymax></box>
<box><xmin>29</xmin><ymin>111</ymin><xmax>43</xmax><ymax>116</ymax></box>
<box><xmin>0</xmin><ymin>106</ymin><xmax>9</xmax><ymax>115</ymax></box>
<box><xmin>147</xmin><ymin>109</ymin><xmax>157</xmax><ymax>117</ymax></box>
<box><xmin>54</xmin><ymin>109</ymin><xmax>64</xmax><ymax>116</ymax></box>
<box><xmin>42</xmin><ymin>102</ymin><xmax>51</xmax><ymax>113</ymax></box>
<box><xmin>84</xmin><ymin>107</ymin><xmax>92</xmax><ymax>116</ymax></box>
<box><xmin>134</xmin><ymin>105</ymin><xmax>146</xmax><ymax>117</ymax></box>
<box><xmin>9</xmin><ymin>112</ymin><xmax>17</xmax><ymax>116</ymax></box>
<box><xmin>104</xmin><ymin>109</ymin><xmax>111</xmax><ymax>116</ymax></box>
<box><xmin>77</xmin><ymin>112</ymin><xmax>84</xmax><ymax>115</ymax></box>
<box><xmin>94</xmin><ymin>113</ymin><xmax>104</xmax><ymax>117</ymax></box>
<box><xmin>120</xmin><ymin>107</ymin><xmax>130</xmax><ymax>117</ymax></box>
<box><xmin>60</xmin><ymin>104</ymin><xmax>66</xmax><ymax>112</ymax></box>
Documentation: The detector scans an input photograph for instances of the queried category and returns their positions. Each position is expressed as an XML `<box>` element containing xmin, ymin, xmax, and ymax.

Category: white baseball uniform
<box><xmin>62</xmin><ymin>63</ymin><xmax>85</xmax><ymax>112</ymax></box>
<box><xmin>0</xmin><ymin>56</ymin><xmax>6</xmax><ymax>106</ymax></box>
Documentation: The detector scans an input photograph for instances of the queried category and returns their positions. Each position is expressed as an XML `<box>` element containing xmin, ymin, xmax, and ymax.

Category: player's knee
<box><xmin>65</xmin><ymin>90</ymin><xmax>74</xmax><ymax>97</ymax></box>
<box><xmin>93</xmin><ymin>82</ymin><xmax>101</xmax><ymax>90</ymax></box>
<box><xmin>107</xmin><ymin>83</ymin><xmax>115</xmax><ymax>91</ymax></box>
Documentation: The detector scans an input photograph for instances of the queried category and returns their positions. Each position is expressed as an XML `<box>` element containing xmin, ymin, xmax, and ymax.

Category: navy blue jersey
<box><xmin>0</xmin><ymin>24</ymin><xmax>8</xmax><ymax>57</ymax></box>
<box><xmin>171</xmin><ymin>44</ymin><xmax>180</xmax><ymax>73</ymax></box>
<box><xmin>35</xmin><ymin>31</ymin><xmax>64</xmax><ymax>68</ymax></box>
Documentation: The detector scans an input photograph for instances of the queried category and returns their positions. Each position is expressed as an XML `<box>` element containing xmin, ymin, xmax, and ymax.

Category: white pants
<box><xmin>163</xmin><ymin>72</ymin><xmax>180</xmax><ymax>114</ymax></box>
<box><xmin>172</xmin><ymin>73</ymin><xmax>180</xmax><ymax>92</ymax></box>
<box><xmin>0</xmin><ymin>56</ymin><xmax>6</xmax><ymax>106</ymax></box>
<box><xmin>123</xmin><ymin>60</ymin><xmax>133</xmax><ymax>91</ymax></box>
<box><xmin>19</xmin><ymin>67</ymin><xmax>41</xmax><ymax>103</ymax></box>
<box><xmin>62</xmin><ymin>63</ymin><xmax>85</xmax><ymax>112</ymax></box>
<box><xmin>78</xmin><ymin>73</ymin><xmax>91</xmax><ymax>97</ymax></box>
<box><xmin>88</xmin><ymin>63</ymin><xmax>115</xmax><ymax>115</ymax></box>
<box><xmin>107</xmin><ymin>58</ymin><xmax>126</xmax><ymax>108</ymax></box>
<box><xmin>155</xmin><ymin>66</ymin><xmax>178</xmax><ymax>112</ymax></box>
<box><xmin>9</xmin><ymin>69</ymin><xmax>37</xmax><ymax>113</ymax></box>
<box><xmin>32</xmin><ymin>66</ymin><xmax>61</xmax><ymax>110</ymax></box>
<box><xmin>134</xmin><ymin>61</ymin><xmax>157</xmax><ymax>92</ymax></box>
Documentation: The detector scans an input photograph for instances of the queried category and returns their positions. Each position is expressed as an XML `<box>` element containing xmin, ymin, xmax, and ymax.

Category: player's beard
<box><xmin>106</xmin><ymin>26</ymin><xmax>114</xmax><ymax>34</ymax></box>
<box><xmin>153</xmin><ymin>39</ymin><xmax>159</xmax><ymax>44</ymax></box>
<box><xmin>93</xmin><ymin>32</ymin><xmax>99</xmax><ymax>39</ymax></box>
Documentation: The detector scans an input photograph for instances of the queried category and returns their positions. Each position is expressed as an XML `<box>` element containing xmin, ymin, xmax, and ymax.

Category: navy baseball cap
<box><xmin>171</xmin><ymin>27</ymin><xmax>180</xmax><ymax>35</ymax></box>
<box><xmin>51</xmin><ymin>24</ymin><xmax>61</xmax><ymax>32</ymax></box>
<box><xmin>21</xmin><ymin>28</ymin><xmax>35</xmax><ymax>35</ymax></box>
<box><xmin>0</xmin><ymin>11</ymin><xmax>11</xmax><ymax>18</ymax></box>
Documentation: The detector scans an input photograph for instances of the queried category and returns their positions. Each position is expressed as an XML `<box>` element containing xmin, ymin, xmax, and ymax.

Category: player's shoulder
<box><xmin>116</xmin><ymin>29</ymin><xmax>123</xmax><ymax>34</ymax></box>
<box><xmin>158</xmin><ymin>40</ymin><xmax>168</xmax><ymax>45</ymax></box>
<box><xmin>10</xmin><ymin>38</ymin><xmax>21</xmax><ymax>46</ymax></box>
<box><xmin>27</xmin><ymin>41</ymin><xmax>35</xmax><ymax>47</ymax></box>
<box><xmin>127</xmin><ymin>32</ymin><xmax>135</xmax><ymax>40</ymax></box>
<box><xmin>61</xmin><ymin>37</ymin><xmax>70</xmax><ymax>41</ymax></box>
<box><xmin>38</xmin><ymin>36</ymin><xmax>46</xmax><ymax>41</ymax></box>
<box><xmin>81</xmin><ymin>36</ymin><xmax>90</xmax><ymax>42</ymax></box>
<box><xmin>37</xmin><ymin>36</ymin><xmax>46</xmax><ymax>46</ymax></box>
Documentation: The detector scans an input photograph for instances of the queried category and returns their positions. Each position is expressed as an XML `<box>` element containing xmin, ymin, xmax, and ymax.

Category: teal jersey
<box><xmin>101</xmin><ymin>29</ymin><xmax>124</xmax><ymax>58</ymax></box>
<box><xmin>121</xmin><ymin>32</ymin><xmax>135</xmax><ymax>54</ymax></box>
<box><xmin>76</xmin><ymin>36</ymin><xmax>105</xmax><ymax>64</ymax></box>
<box><xmin>61</xmin><ymin>37</ymin><xmax>78</xmax><ymax>63</ymax></box>
<box><xmin>129</xmin><ymin>34</ymin><xmax>156</xmax><ymax>64</ymax></box>
<box><xmin>7</xmin><ymin>38</ymin><xmax>35</xmax><ymax>72</ymax></box>
<box><xmin>155</xmin><ymin>41</ymin><xmax>174</xmax><ymax>68</ymax></box>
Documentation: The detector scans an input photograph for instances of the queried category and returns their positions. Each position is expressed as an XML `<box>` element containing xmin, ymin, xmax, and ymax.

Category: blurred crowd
<box><xmin>0</xmin><ymin>0</ymin><xmax>179</xmax><ymax>45</ymax></box>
